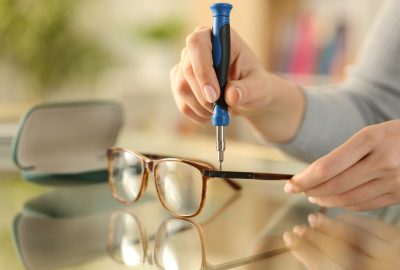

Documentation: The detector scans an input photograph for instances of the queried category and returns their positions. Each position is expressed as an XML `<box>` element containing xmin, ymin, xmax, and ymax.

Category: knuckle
<box><xmin>200</xmin><ymin>99</ymin><xmax>211</xmax><ymax>109</ymax></box>
<box><xmin>180</xmin><ymin>104</ymin><xmax>192</xmax><ymax>116</ymax></box>
<box><xmin>176</xmin><ymin>79</ymin><xmax>190</xmax><ymax>97</ymax></box>
<box><xmin>336</xmin><ymin>194</ymin><xmax>353</xmax><ymax>206</ymax></box>
<box><xmin>312</xmin><ymin>160</ymin><xmax>333</xmax><ymax>179</ymax></box>
<box><xmin>359</xmin><ymin>125</ymin><xmax>384</xmax><ymax>147</ymax></box>
<box><xmin>194</xmin><ymin>26</ymin><xmax>208</xmax><ymax>32</ymax></box>
<box><xmin>323</xmin><ymin>180</ymin><xmax>340</xmax><ymax>195</ymax></box>
<box><xmin>195</xmin><ymin>67</ymin><xmax>210</xmax><ymax>81</ymax></box>
<box><xmin>384</xmin><ymin>150</ymin><xmax>400</xmax><ymax>170</ymax></box>
<box><xmin>186</xmin><ymin>32</ymin><xmax>200</xmax><ymax>49</ymax></box>
<box><xmin>182</xmin><ymin>59</ymin><xmax>193</xmax><ymax>75</ymax></box>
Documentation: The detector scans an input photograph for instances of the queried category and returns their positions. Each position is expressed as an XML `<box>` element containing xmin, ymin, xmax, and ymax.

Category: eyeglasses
<box><xmin>107</xmin><ymin>211</ymin><xmax>289</xmax><ymax>270</ymax></box>
<box><xmin>107</xmin><ymin>147</ymin><xmax>293</xmax><ymax>217</ymax></box>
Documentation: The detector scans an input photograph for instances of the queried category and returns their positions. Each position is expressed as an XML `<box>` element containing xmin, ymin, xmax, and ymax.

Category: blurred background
<box><xmin>0</xmin><ymin>0</ymin><xmax>383</xmax><ymax>171</ymax></box>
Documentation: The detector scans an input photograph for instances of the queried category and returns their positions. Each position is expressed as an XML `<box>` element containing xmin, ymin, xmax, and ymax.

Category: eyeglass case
<box><xmin>11</xmin><ymin>101</ymin><xmax>123</xmax><ymax>184</ymax></box>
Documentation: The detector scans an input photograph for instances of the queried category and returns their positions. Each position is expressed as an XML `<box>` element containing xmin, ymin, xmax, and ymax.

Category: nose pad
<box><xmin>145</xmin><ymin>162</ymin><xmax>154</xmax><ymax>187</ymax></box>
<box><xmin>143</xmin><ymin>170</ymin><xmax>149</xmax><ymax>190</ymax></box>
<box><xmin>146</xmin><ymin>161</ymin><xmax>154</xmax><ymax>171</ymax></box>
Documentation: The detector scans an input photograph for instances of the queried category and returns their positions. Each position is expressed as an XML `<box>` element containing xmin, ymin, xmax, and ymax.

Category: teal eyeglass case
<box><xmin>11</xmin><ymin>101</ymin><xmax>124</xmax><ymax>185</ymax></box>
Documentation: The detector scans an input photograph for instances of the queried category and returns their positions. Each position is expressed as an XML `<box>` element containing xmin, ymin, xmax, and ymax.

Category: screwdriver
<box><xmin>210</xmin><ymin>3</ymin><xmax>232</xmax><ymax>170</ymax></box>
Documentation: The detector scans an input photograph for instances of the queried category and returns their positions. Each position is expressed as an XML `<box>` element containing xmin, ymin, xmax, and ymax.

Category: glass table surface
<box><xmin>1</xmin><ymin>133</ymin><xmax>399</xmax><ymax>270</ymax></box>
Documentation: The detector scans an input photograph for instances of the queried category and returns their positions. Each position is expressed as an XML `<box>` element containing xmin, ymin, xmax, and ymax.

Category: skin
<box><xmin>285</xmin><ymin>120</ymin><xmax>400</xmax><ymax>211</ymax></box>
<box><xmin>170</xmin><ymin>27</ymin><xmax>304</xmax><ymax>143</ymax></box>
<box><xmin>283</xmin><ymin>213</ymin><xmax>400</xmax><ymax>270</ymax></box>
<box><xmin>170</xmin><ymin>27</ymin><xmax>400</xmax><ymax>211</ymax></box>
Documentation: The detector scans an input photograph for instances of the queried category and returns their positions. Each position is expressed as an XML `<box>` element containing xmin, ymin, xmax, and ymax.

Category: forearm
<box><xmin>277</xmin><ymin>85</ymin><xmax>369</xmax><ymax>162</ymax></box>
<box><xmin>243</xmin><ymin>74</ymin><xmax>368</xmax><ymax>163</ymax></box>
<box><xmin>277</xmin><ymin>0</ymin><xmax>400</xmax><ymax>162</ymax></box>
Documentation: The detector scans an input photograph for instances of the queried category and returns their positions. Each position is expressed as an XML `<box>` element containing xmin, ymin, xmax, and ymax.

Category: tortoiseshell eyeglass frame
<box><xmin>107</xmin><ymin>147</ymin><xmax>293</xmax><ymax>218</ymax></box>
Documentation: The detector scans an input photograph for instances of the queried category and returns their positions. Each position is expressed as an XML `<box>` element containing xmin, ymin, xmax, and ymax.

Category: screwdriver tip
<box><xmin>219</xmin><ymin>161</ymin><xmax>222</xmax><ymax>171</ymax></box>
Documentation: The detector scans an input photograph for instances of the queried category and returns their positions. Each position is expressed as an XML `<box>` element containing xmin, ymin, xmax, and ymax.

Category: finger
<box><xmin>225</xmin><ymin>83</ymin><xmax>242</xmax><ymax>107</ymax></box>
<box><xmin>178</xmin><ymin>102</ymin><xmax>211</xmax><ymax>124</ymax></box>
<box><xmin>299</xmin><ymin>225</ymin><xmax>373</xmax><ymax>269</ymax></box>
<box><xmin>308</xmin><ymin>177</ymin><xmax>393</xmax><ymax>208</ymax></box>
<box><xmin>170</xmin><ymin>64</ymin><xmax>179</xmax><ymax>89</ymax></box>
<box><xmin>224</xmin><ymin>69</ymin><xmax>272</xmax><ymax>110</ymax></box>
<box><xmin>180</xmin><ymin>47</ymin><xmax>186</xmax><ymax>62</ymax></box>
<box><xmin>288</xmin><ymin>127</ymin><xmax>376</xmax><ymax>193</ymax></box>
<box><xmin>182</xmin><ymin>50</ymin><xmax>214</xmax><ymax>114</ymax></box>
<box><xmin>338</xmin><ymin>214</ymin><xmax>400</xmax><ymax>244</ymax></box>
<box><xmin>349</xmin><ymin>193</ymin><xmax>398</xmax><ymax>212</ymax></box>
<box><xmin>194</xmin><ymin>26</ymin><xmax>208</xmax><ymax>32</ymax></box>
<box><xmin>185</xmin><ymin>28</ymin><xmax>220</xmax><ymax>103</ymax></box>
<box><xmin>225</xmin><ymin>71</ymin><xmax>257</xmax><ymax>107</ymax></box>
<box><xmin>171</xmin><ymin>64</ymin><xmax>210</xmax><ymax>124</ymax></box>
<box><xmin>174</xmin><ymin>63</ymin><xmax>213</xmax><ymax>117</ymax></box>
<box><xmin>305</xmin><ymin>154</ymin><xmax>377</xmax><ymax>197</ymax></box>
<box><xmin>308</xmin><ymin>213</ymin><xmax>387</xmax><ymax>257</ymax></box>
<box><xmin>283</xmin><ymin>231</ymin><xmax>343</xmax><ymax>270</ymax></box>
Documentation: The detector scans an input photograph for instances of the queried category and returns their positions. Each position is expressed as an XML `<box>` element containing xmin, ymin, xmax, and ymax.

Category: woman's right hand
<box><xmin>170</xmin><ymin>27</ymin><xmax>305</xmax><ymax>143</ymax></box>
<box><xmin>169</xmin><ymin>27</ymin><xmax>271</xmax><ymax>124</ymax></box>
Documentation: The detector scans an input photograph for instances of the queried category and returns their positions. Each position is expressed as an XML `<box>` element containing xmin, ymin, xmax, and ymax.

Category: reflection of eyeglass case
<box><xmin>12</xmin><ymin>186</ymin><xmax>158</xmax><ymax>270</ymax></box>
<box><xmin>11</xmin><ymin>101</ymin><xmax>123</xmax><ymax>184</ymax></box>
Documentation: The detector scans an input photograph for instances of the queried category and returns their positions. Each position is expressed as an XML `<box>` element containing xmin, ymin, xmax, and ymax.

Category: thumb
<box><xmin>225</xmin><ymin>73</ymin><xmax>259</xmax><ymax>107</ymax></box>
<box><xmin>225</xmin><ymin>81</ymin><xmax>244</xmax><ymax>107</ymax></box>
<box><xmin>225</xmin><ymin>70</ymin><xmax>270</xmax><ymax>108</ymax></box>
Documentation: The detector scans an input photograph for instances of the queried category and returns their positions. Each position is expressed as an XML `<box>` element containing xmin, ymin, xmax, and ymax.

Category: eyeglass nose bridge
<box><xmin>143</xmin><ymin>158</ymin><xmax>154</xmax><ymax>172</ymax></box>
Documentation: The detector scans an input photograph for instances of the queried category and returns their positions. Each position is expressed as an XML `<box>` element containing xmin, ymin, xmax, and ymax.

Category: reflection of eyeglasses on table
<box><xmin>107</xmin><ymin>147</ymin><xmax>293</xmax><ymax>217</ymax></box>
<box><xmin>107</xmin><ymin>211</ymin><xmax>289</xmax><ymax>270</ymax></box>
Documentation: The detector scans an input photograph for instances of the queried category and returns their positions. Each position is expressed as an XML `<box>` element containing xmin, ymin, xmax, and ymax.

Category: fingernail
<box><xmin>284</xmin><ymin>183</ymin><xmax>294</xmax><ymax>193</ymax></box>
<box><xmin>203</xmin><ymin>85</ymin><xmax>217</xmax><ymax>103</ymax></box>
<box><xmin>234</xmin><ymin>87</ymin><xmax>242</xmax><ymax>104</ymax></box>
<box><xmin>308</xmin><ymin>197</ymin><xmax>318</xmax><ymax>204</ymax></box>
<box><xmin>283</xmin><ymin>231</ymin><xmax>294</xmax><ymax>246</ymax></box>
<box><xmin>308</xmin><ymin>214</ymin><xmax>317</xmax><ymax>227</ymax></box>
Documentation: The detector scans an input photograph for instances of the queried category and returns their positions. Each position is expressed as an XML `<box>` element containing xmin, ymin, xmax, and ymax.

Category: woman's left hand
<box><xmin>284</xmin><ymin>213</ymin><xmax>400</xmax><ymax>270</ymax></box>
<box><xmin>285</xmin><ymin>120</ymin><xmax>400</xmax><ymax>211</ymax></box>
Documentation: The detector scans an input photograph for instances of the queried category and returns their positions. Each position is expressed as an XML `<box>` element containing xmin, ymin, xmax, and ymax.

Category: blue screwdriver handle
<box><xmin>210</xmin><ymin>3</ymin><xmax>232</xmax><ymax>127</ymax></box>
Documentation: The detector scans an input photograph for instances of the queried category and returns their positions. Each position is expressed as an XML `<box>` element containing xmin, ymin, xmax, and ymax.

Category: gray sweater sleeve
<box><xmin>277</xmin><ymin>0</ymin><xmax>400</xmax><ymax>163</ymax></box>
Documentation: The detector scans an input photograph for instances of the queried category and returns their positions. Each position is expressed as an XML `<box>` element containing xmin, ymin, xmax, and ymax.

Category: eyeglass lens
<box><xmin>107</xmin><ymin>212</ymin><xmax>144</xmax><ymax>266</ymax></box>
<box><xmin>110</xmin><ymin>150</ymin><xmax>205</xmax><ymax>216</ymax></box>
<box><xmin>155</xmin><ymin>161</ymin><xmax>203</xmax><ymax>216</ymax></box>
<box><xmin>111</xmin><ymin>151</ymin><xmax>143</xmax><ymax>202</ymax></box>
<box><xmin>155</xmin><ymin>219</ymin><xmax>203</xmax><ymax>270</ymax></box>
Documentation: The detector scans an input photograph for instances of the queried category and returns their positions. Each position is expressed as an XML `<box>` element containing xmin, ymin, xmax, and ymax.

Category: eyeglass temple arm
<box><xmin>203</xmin><ymin>170</ymin><xmax>293</xmax><ymax>180</ymax></box>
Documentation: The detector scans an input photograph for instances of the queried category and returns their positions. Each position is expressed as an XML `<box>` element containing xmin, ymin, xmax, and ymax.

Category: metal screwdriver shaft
<box><xmin>216</xmin><ymin>125</ymin><xmax>225</xmax><ymax>170</ymax></box>
<box><xmin>210</xmin><ymin>3</ymin><xmax>232</xmax><ymax>171</ymax></box>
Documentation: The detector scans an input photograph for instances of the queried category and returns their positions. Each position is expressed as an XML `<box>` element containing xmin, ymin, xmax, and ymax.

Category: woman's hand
<box><xmin>170</xmin><ymin>27</ymin><xmax>304</xmax><ymax>143</ymax></box>
<box><xmin>284</xmin><ymin>213</ymin><xmax>400</xmax><ymax>270</ymax></box>
<box><xmin>285</xmin><ymin>120</ymin><xmax>400</xmax><ymax>211</ymax></box>
<box><xmin>170</xmin><ymin>27</ymin><xmax>270</xmax><ymax>122</ymax></box>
